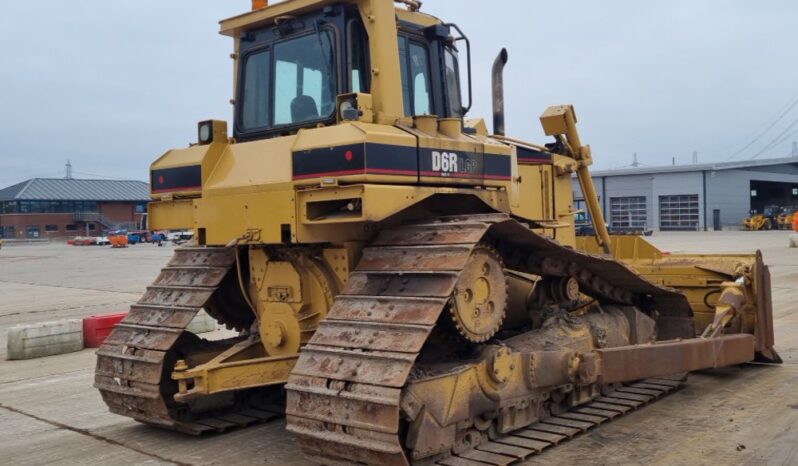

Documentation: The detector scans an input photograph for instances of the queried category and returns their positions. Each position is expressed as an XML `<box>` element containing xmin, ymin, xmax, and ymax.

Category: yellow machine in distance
<box><xmin>777</xmin><ymin>206</ymin><xmax>796</xmax><ymax>230</ymax></box>
<box><xmin>743</xmin><ymin>205</ymin><xmax>781</xmax><ymax>231</ymax></box>
<box><xmin>95</xmin><ymin>1</ymin><xmax>779</xmax><ymax>464</ymax></box>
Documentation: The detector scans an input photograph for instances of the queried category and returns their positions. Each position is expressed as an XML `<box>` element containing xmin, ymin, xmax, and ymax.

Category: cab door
<box><xmin>397</xmin><ymin>34</ymin><xmax>489</xmax><ymax>186</ymax></box>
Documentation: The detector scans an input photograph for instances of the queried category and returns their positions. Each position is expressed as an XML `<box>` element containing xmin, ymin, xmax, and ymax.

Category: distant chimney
<box><xmin>632</xmin><ymin>152</ymin><xmax>639</xmax><ymax>168</ymax></box>
<box><xmin>65</xmin><ymin>161</ymin><xmax>73</xmax><ymax>179</ymax></box>
<box><xmin>672</xmin><ymin>157</ymin><xmax>676</xmax><ymax>166</ymax></box>
<box><xmin>692</xmin><ymin>150</ymin><xmax>698</xmax><ymax>164</ymax></box>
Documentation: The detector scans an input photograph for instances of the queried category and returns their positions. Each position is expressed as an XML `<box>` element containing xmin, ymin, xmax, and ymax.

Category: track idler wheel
<box><xmin>449</xmin><ymin>245</ymin><xmax>508</xmax><ymax>343</ymax></box>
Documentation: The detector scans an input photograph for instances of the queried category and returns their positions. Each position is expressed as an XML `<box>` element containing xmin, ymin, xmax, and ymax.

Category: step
<box><xmin>7</xmin><ymin>319</ymin><xmax>83</xmax><ymax>360</ymax></box>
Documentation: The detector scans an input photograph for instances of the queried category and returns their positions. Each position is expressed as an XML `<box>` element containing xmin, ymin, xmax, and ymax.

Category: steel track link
<box><xmin>286</xmin><ymin>214</ymin><xmax>694</xmax><ymax>466</ymax></box>
<box><xmin>94</xmin><ymin>247</ymin><xmax>281</xmax><ymax>434</ymax></box>
<box><xmin>434</xmin><ymin>378</ymin><xmax>683</xmax><ymax>466</ymax></box>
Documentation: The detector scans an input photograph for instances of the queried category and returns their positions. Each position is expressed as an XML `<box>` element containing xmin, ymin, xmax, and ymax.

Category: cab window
<box><xmin>241</xmin><ymin>49</ymin><xmax>272</xmax><ymax>129</ymax></box>
<box><xmin>239</xmin><ymin>29</ymin><xmax>337</xmax><ymax>131</ymax></box>
<box><xmin>348</xmin><ymin>20</ymin><xmax>370</xmax><ymax>93</ymax></box>
<box><xmin>444</xmin><ymin>48</ymin><xmax>462</xmax><ymax>117</ymax></box>
<box><xmin>273</xmin><ymin>31</ymin><xmax>336</xmax><ymax>125</ymax></box>
<box><xmin>398</xmin><ymin>36</ymin><xmax>432</xmax><ymax>116</ymax></box>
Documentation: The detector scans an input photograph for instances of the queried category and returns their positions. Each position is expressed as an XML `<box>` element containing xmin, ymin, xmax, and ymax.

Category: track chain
<box><xmin>286</xmin><ymin>214</ymin><xmax>692</xmax><ymax>465</ymax></box>
<box><xmin>435</xmin><ymin>378</ymin><xmax>682</xmax><ymax>466</ymax></box>
<box><xmin>94</xmin><ymin>247</ymin><xmax>281</xmax><ymax>434</ymax></box>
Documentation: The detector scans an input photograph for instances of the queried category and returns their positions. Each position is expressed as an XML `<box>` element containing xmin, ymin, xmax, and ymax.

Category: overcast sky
<box><xmin>1</xmin><ymin>1</ymin><xmax>797</xmax><ymax>186</ymax></box>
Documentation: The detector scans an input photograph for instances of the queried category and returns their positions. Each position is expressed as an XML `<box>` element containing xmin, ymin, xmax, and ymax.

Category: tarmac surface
<box><xmin>0</xmin><ymin>231</ymin><xmax>796</xmax><ymax>465</ymax></box>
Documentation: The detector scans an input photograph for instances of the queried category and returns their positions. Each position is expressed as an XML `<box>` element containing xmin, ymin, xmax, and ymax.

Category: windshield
<box><xmin>240</xmin><ymin>29</ymin><xmax>337</xmax><ymax>132</ymax></box>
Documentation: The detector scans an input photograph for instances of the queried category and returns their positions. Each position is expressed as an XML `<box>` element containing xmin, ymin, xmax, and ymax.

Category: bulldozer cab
<box><xmin>232</xmin><ymin>2</ymin><xmax>467</xmax><ymax>142</ymax></box>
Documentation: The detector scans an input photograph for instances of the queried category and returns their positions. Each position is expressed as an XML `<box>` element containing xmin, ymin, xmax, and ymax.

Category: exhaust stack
<box><xmin>492</xmin><ymin>48</ymin><xmax>508</xmax><ymax>136</ymax></box>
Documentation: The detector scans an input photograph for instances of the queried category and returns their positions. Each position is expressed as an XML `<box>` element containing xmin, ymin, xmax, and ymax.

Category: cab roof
<box><xmin>220</xmin><ymin>0</ymin><xmax>441</xmax><ymax>37</ymax></box>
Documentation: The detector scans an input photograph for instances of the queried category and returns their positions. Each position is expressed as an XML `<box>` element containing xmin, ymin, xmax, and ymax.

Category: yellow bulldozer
<box><xmin>95</xmin><ymin>1</ymin><xmax>780</xmax><ymax>464</ymax></box>
<box><xmin>778</xmin><ymin>206</ymin><xmax>796</xmax><ymax>230</ymax></box>
<box><xmin>743</xmin><ymin>205</ymin><xmax>781</xmax><ymax>231</ymax></box>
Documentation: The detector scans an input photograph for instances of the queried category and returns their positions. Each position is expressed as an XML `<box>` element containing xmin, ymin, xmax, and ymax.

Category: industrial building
<box><xmin>573</xmin><ymin>156</ymin><xmax>798</xmax><ymax>231</ymax></box>
<box><xmin>0</xmin><ymin>178</ymin><xmax>150</xmax><ymax>239</ymax></box>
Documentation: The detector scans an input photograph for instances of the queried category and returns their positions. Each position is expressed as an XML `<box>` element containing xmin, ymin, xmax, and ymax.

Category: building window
<box><xmin>135</xmin><ymin>203</ymin><xmax>147</xmax><ymax>213</ymax></box>
<box><xmin>26</xmin><ymin>225</ymin><xmax>40</xmax><ymax>239</ymax></box>
<box><xmin>45</xmin><ymin>224</ymin><xmax>58</xmax><ymax>232</ymax></box>
<box><xmin>88</xmin><ymin>224</ymin><xmax>97</xmax><ymax>231</ymax></box>
<box><xmin>0</xmin><ymin>226</ymin><xmax>15</xmax><ymax>238</ymax></box>
<box><xmin>659</xmin><ymin>195</ymin><xmax>700</xmax><ymax>231</ymax></box>
<box><xmin>65</xmin><ymin>224</ymin><xmax>78</xmax><ymax>231</ymax></box>
<box><xmin>1</xmin><ymin>201</ymin><xmax>18</xmax><ymax>213</ymax></box>
<box><xmin>610</xmin><ymin>196</ymin><xmax>647</xmax><ymax>229</ymax></box>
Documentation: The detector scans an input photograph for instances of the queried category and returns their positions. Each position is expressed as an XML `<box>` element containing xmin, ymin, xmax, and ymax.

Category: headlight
<box><xmin>339</xmin><ymin>98</ymin><xmax>359</xmax><ymax>121</ymax></box>
<box><xmin>198</xmin><ymin>120</ymin><xmax>214</xmax><ymax>145</ymax></box>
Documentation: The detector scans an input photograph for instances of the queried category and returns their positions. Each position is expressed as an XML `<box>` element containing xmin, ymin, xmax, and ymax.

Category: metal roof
<box><xmin>590</xmin><ymin>156</ymin><xmax>798</xmax><ymax>177</ymax></box>
<box><xmin>0</xmin><ymin>178</ymin><xmax>150</xmax><ymax>202</ymax></box>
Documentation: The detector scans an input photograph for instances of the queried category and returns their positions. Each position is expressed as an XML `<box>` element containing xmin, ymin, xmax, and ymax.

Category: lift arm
<box><xmin>540</xmin><ymin>105</ymin><xmax>612</xmax><ymax>255</ymax></box>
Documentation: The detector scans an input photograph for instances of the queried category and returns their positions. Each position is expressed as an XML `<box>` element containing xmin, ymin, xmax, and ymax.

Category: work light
<box><xmin>198</xmin><ymin>120</ymin><xmax>214</xmax><ymax>145</ymax></box>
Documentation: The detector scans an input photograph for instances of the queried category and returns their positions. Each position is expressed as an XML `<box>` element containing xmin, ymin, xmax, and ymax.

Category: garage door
<box><xmin>610</xmin><ymin>196</ymin><xmax>647</xmax><ymax>229</ymax></box>
<box><xmin>659</xmin><ymin>194</ymin><xmax>699</xmax><ymax>231</ymax></box>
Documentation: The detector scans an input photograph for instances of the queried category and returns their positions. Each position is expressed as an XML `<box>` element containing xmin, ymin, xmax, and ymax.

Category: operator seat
<box><xmin>291</xmin><ymin>95</ymin><xmax>319</xmax><ymax>123</ymax></box>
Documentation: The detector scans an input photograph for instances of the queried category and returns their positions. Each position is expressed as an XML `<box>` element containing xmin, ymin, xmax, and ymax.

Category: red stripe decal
<box><xmin>292</xmin><ymin>169</ymin><xmax>367</xmax><ymax>180</ymax></box>
<box><xmin>367</xmin><ymin>168</ymin><xmax>417</xmax><ymax>176</ymax></box>
<box><xmin>518</xmin><ymin>157</ymin><xmax>551</xmax><ymax>164</ymax></box>
<box><xmin>293</xmin><ymin>169</ymin><xmax>508</xmax><ymax>180</ymax></box>
<box><xmin>419</xmin><ymin>171</ymin><xmax>510</xmax><ymax>180</ymax></box>
<box><xmin>152</xmin><ymin>186</ymin><xmax>202</xmax><ymax>194</ymax></box>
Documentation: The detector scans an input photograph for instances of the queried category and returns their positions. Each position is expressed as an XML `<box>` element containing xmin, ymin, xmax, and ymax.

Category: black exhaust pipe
<box><xmin>492</xmin><ymin>48</ymin><xmax>508</xmax><ymax>136</ymax></box>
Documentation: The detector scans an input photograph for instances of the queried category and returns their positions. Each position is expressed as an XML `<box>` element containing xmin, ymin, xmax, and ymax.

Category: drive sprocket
<box><xmin>448</xmin><ymin>244</ymin><xmax>508</xmax><ymax>343</ymax></box>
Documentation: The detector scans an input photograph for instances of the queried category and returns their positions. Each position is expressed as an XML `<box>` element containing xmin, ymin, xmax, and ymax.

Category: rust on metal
<box><xmin>94</xmin><ymin>247</ymin><xmax>282</xmax><ymax>434</ymax></box>
<box><xmin>596</xmin><ymin>334</ymin><xmax>755</xmax><ymax>384</ymax></box>
<box><xmin>286</xmin><ymin>215</ymin><xmax>737</xmax><ymax>466</ymax></box>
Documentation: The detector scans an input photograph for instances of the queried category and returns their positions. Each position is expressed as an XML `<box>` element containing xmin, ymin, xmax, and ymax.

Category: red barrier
<box><xmin>83</xmin><ymin>313</ymin><xmax>127</xmax><ymax>347</ymax></box>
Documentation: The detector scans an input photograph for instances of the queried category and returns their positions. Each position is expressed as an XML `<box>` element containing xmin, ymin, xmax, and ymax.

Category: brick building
<box><xmin>0</xmin><ymin>178</ymin><xmax>150</xmax><ymax>239</ymax></box>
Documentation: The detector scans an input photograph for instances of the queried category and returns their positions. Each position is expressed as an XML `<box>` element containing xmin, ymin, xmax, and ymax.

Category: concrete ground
<box><xmin>0</xmin><ymin>231</ymin><xmax>796</xmax><ymax>465</ymax></box>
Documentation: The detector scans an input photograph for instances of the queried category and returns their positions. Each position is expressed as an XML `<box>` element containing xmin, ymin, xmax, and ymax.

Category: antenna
<box><xmin>672</xmin><ymin>157</ymin><xmax>676</xmax><ymax>166</ymax></box>
<box><xmin>65</xmin><ymin>161</ymin><xmax>73</xmax><ymax>179</ymax></box>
